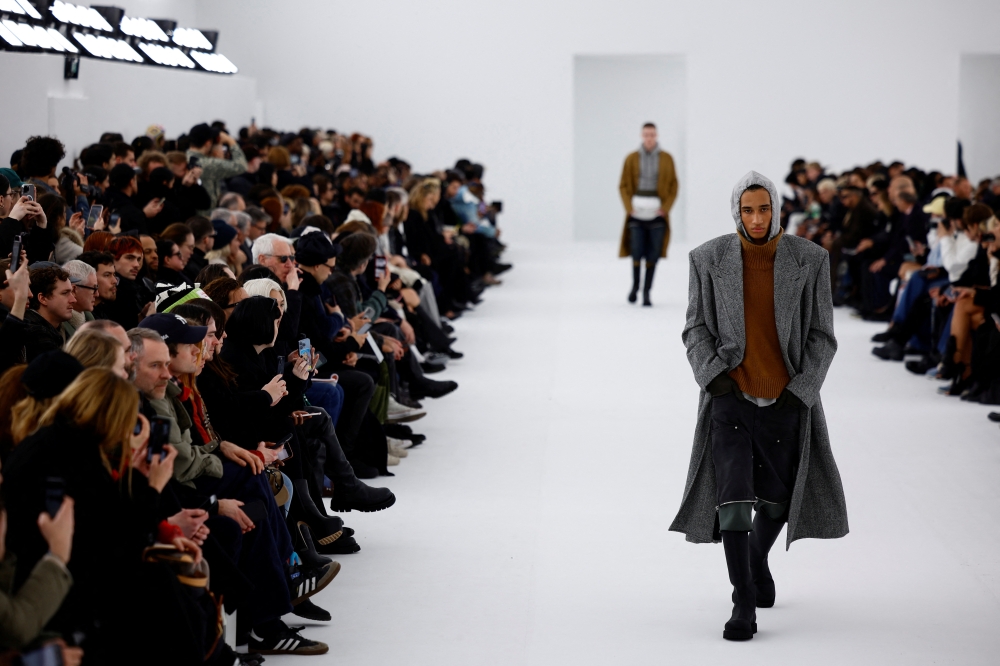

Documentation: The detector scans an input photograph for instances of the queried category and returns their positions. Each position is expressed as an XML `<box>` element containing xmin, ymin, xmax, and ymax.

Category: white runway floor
<box><xmin>271</xmin><ymin>240</ymin><xmax>1000</xmax><ymax>665</ymax></box>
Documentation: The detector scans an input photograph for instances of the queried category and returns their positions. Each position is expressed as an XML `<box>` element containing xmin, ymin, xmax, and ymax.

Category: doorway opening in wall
<box><xmin>572</xmin><ymin>54</ymin><xmax>686</xmax><ymax>242</ymax></box>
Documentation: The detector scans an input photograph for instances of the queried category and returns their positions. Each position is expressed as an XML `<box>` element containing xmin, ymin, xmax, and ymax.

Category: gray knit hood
<box><xmin>731</xmin><ymin>170</ymin><xmax>781</xmax><ymax>241</ymax></box>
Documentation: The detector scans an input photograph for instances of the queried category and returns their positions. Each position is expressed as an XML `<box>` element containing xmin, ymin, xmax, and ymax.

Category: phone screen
<box><xmin>9</xmin><ymin>234</ymin><xmax>22</xmax><ymax>273</ymax></box>
<box><xmin>374</xmin><ymin>255</ymin><xmax>387</xmax><ymax>278</ymax></box>
<box><xmin>358</xmin><ymin>322</ymin><xmax>372</xmax><ymax>335</ymax></box>
<box><xmin>86</xmin><ymin>204</ymin><xmax>104</xmax><ymax>229</ymax></box>
<box><xmin>44</xmin><ymin>476</ymin><xmax>65</xmax><ymax>518</ymax></box>
<box><xmin>276</xmin><ymin>446</ymin><xmax>290</xmax><ymax>461</ymax></box>
<box><xmin>147</xmin><ymin>416</ymin><xmax>171</xmax><ymax>462</ymax></box>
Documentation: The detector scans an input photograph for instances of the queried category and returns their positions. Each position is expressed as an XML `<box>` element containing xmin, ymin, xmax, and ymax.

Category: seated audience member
<box><xmin>60</xmin><ymin>260</ymin><xmax>98</xmax><ymax>337</ymax></box>
<box><xmin>77</xmin><ymin>251</ymin><xmax>118</xmax><ymax>324</ymax></box>
<box><xmin>159</xmin><ymin>222</ymin><xmax>197</xmax><ymax>276</ymax></box>
<box><xmin>186</xmin><ymin>123</ymin><xmax>248</xmax><ymax>211</ymax></box>
<box><xmin>64</xmin><ymin>328</ymin><xmax>128</xmax><ymax>379</ymax></box>
<box><xmin>24</xmin><ymin>266</ymin><xmax>75</xmax><ymax>360</ymax></box>
<box><xmin>0</xmin><ymin>171</ymin><xmax>51</xmax><ymax>265</ymax></box>
<box><xmin>105</xmin><ymin>164</ymin><xmax>162</xmax><ymax>236</ymax></box>
<box><xmin>184</xmin><ymin>216</ymin><xmax>216</xmax><ymax>281</ymax></box>
<box><xmin>155</xmin><ymin>239</ymin><xmax>187</xmax><ymax>287</ymax></box>
<box><xmin>92</xmin><ymin>236</ymin><xmax>148</xmax><ymax>330</ymax></box>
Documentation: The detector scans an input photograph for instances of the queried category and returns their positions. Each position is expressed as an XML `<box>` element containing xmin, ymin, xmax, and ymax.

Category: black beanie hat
<box><xmin>294</xmin><ymin>231</ymin><xmax>340</xmax><ymax>267</ymax></box>
<box><xmin>22</xmin><ymin>350</ymin><xmax>84</xmax><ymax>399</ymax></box>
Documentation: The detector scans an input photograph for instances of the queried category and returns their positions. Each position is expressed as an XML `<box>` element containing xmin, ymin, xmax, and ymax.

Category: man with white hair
<box><xmin>252</xmin><ymin>233</ymin><xmax>299</xmax><ymax>286</ymax></box>
<box><xmin>218</xmin><ymin>191</ymin><xmax>246</xmax><ymax>211</ymax></box>
<box><xmin>61</xmin><ymin>259</ymin><xmax>97</xmax><ymax>337</ymax></box>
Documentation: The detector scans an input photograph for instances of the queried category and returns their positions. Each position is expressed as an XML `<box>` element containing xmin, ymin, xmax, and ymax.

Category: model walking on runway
<box><xmin>670</xmin><ymin>171</ymin><xmax>848</xmax><ymax>640</ymax></box>
<box><xmin>618</xmin><ymin>123</ymin><xmax>678</xmax><ymax>306</ymax></box>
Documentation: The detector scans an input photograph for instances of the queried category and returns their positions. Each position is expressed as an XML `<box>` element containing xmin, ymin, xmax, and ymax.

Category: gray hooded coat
<box><xmin>669</xmin><ymin>171</ymin><xmax>848</xmax><ymax>548</ymax></box>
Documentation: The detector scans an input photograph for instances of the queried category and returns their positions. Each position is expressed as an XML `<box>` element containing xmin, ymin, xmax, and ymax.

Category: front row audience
<box><xmin>0</xmin><ymin>124</ymin><xmax>510</xmax><ymax>664</ymax></box>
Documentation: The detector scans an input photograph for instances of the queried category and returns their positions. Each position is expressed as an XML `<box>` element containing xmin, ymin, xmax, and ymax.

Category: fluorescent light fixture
<box><xmin>15</xmin><ymin>0</ymin><xmax>41</xmax><ymax>18</ymax></box>
<box><xmin>0</xmin><ymin>0</ymin><xmax>41</xmax><ymax>19</ymax></box>
<box><xmin>120</xmin><ymin>15</ymin><xmax>168</xmax><ymax>42</ymax></box>
<box><xmin>138</xmin><ymin>41</ymin><xmax>194</xmax><ymax>68</ymax></box>
<box><xmin>0</xmin><ymin>20</ymin><xmax>22</xmax><ymax>46</ymax></box>
<box><xmin>3</xmin><ymin>19</ymin><xmax>37</xmax><ymax>46</ymax></box>
<box><xmin>45</xmin><ymin>27</ymin><xmax>77</xmax><ymax>52</ymax></box>
<box><xmin>172</xmin><ymin>26</ymin><xmax>213</xmax><ymax>51</ymax></box>
<box><xmin>72</xmin><ymin>30</ymin><xmax>143</xmax><ymax>62</ymax></box>
<box><xmin>189</xmin><ymin>50</ymin><xmax>236</xmax><ymax>74</ymax></box>
<box><xmin>51</xmin><ymin>2</ymin><xmax>114</xmax><ymax>31</ymax></box>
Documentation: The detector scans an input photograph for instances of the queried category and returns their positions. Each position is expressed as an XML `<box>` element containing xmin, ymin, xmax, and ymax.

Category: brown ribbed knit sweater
<box><xmin>728</xmin><ymin>230</ymin><xmax>790</xmax><ymax>399</ymax></box>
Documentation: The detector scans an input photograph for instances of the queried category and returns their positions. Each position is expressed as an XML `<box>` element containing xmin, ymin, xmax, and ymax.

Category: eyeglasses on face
<box><xmin>267</xmin><ymin>255</ymin><xmax>294</xmax><ymax>264</ymax></box>
<box><xmin>74</xmin><ymin>284</ymin><xmax>99</xmax><ymax>293</ymax></box>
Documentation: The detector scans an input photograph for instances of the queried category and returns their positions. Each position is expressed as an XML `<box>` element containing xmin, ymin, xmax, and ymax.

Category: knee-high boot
<box><xmin>642</xmin><ymin>261</ymin><xmax>657</xmax><ymax>306</ymax></box>
<box><xmin>628</xmin><ymin>263</ymin><xmax>641</xmax><ymax>303</ymax></box>
<box><xmin>749</xmin><ymin>512</ymin><xmax>784</xmax><ymax>607</ymax></box>
<box><xmin>721</xmin><ymin>530</ymin><xmax>757</xmax><ymax>641</ymax></box>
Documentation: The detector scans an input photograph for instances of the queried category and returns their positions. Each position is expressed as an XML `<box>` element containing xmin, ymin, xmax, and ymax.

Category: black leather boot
<box><xmin>628</xmin><ymin>263</ymin><xmax>640</xmax><ymax>303</ymax></box>
<box><xmin>325</xmin><ymin>430</ymin><xmax>397</xmax><ymax>513</ymax></box>
<box><xmin>722</xmin><ymin>530</ymin><xmax>757</xmax><ymax>641</ymax></box>
<box><xmin>749</xmin><ymin>512</ymin><xmax>784</xmax><ymax>608</ymax></box>
<box><xmin>642</xmin><ymin>262</ymin><xmax>656</xmax><ymax>307</ymax></box>
<box><xmin>294</xmin><ymin>521</ymin><xmax>332</xmax><ymax>570</ymax></box>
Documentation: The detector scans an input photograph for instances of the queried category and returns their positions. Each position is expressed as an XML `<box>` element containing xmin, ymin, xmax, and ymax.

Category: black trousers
<box><xmin>711</xmin><ymin>392</ymin><xmax>801</xmax><ymax>524</ymax></box>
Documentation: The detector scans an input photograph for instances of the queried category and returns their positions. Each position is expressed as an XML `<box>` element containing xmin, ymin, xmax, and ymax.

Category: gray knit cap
<box><xmin>730</xmin><ymin>170</ymin><xmax>781</xmax><ymax>241</ymax></box>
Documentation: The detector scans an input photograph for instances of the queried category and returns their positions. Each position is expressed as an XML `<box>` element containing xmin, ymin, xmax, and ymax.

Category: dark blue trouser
<box><xmin>305</xmin><ymin>380</ymin><xmax>344</xmax><ymax>424</ymax></box>
<box><xmin>195</xmin><ymin>462</ymin><xmax>293</xmax><ymax>626</ymax></box>
<box><xmin>628</xmin><ymin>216</ymin><xmax>666</xmax><ymax>265</ymax></box>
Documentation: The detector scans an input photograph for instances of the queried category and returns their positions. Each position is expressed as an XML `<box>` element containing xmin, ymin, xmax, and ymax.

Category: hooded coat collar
<box><xmin>731</xmin><ymin>170</ymin><xmax>782</xmax><ymax>241</ymax></box>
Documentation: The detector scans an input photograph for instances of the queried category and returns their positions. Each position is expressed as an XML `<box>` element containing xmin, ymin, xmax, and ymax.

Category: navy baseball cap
<box><xmin>138</xmin><ymin>313</ymin><xmax>207</xmax><ymax>344</ymax></box>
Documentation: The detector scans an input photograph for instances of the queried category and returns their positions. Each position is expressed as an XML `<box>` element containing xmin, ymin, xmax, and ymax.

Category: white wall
<box><xmin>573</xmin><ymin>55</ymin><xmax>686</xmax><ymax>241</ymax></box>
<box><xmin>958</xmin><ymin>54</ymin><xmax>1000</xmax><ymax>185</ymax></box>
<box><xmin>193</xmin><ymin>0</ymin><xmax>1000</xmax><ymax>246</ymax></box>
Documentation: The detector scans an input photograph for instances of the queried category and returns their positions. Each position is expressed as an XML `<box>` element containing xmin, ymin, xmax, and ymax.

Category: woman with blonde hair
<box><xmin>64</xmin><ymin>328</ymin><xmax>128</xmax><ymax>379</ymax></box>
<box><xmin>3</xmin><ymin>367</ymin><xmax>193</xmax><ymax>662</ymax></box>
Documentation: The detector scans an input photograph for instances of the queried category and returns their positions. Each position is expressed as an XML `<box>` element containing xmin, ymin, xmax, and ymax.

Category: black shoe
<box><xmin>871</xmin><ymin>329</ymin><xmax>894</xmax><ymax>342</ymax></box>
<box><xmin>395</xmin><ymin>394</ymin><xmax>423</xmax><ymax>409</ymax></box>
<box><xmin>249</xmin><ymin>623</ymin><xmax>328</xmax><ymax>656</ymax></box>
<box><xmin>329</xmin><ymin>485</ymin><xmax>396</xmax><ymax>513</ymax></box>
<box><xmin>292</xmin><ymin>597</ymin><xmax>331</xmax><ymax>622</ymax></box>
<box><xmin>988</xmin><ymin>412</ymin><xmax>1000</xmax><ymax>422</ymax></box>
<box><xmin>492</xmin><ymin>262</ymin><xmax>512</xmax><ymax>275</ymax></box>
<box><xmin>349</xmin><ymin>459</ymin><xmax>379</xmax><ymax>479</ymax></box>
<box><xmin>721</xmin><ymin>531</ymin><xmax>756</xmax><ymax>641</ymax></box>
<box><xmin>642</xmin><ymin>291</ymin><xmax>652</xmax><ymax>307</ymax></box>
<box><xmin>629</xmin><ymin>264</ymin><xmax>640</xmax><ymax>303</ymax></box>
<box><xmin>642</xmin><ymin>264</ymin><xmax>656</xmax><ymax>307</ymax></box>
<box><xmin>445</xmin><ymin>348</ymin><xmax>464</xmax><ymax>360</ymax></box>
<box><xmin>411</xmin><ymin>379</ymin><xmax>458</xmax><ymax>399</ymax></box>
<box><xmin>293</xmin><ymin>522</ymin><xmax>332</xmax><ymax>570</ymax></box>
<box><xmin>906</xmin><ymin>355</ymin><xmax>939</xmax><ymax>375</ymax></box>
<box><xmin>288</xmin><ymin>561</ymin><xmax>339</xmax><ymax>605</ymax></box>
<box><xmin>441</xmin><ymin>322</ymin><xmax>455</xmax><ymax>335</ymax></box>
<box><xmin>872</xmin><ymin>339</ymin><xmax>904</xmax><ymax>361</ymax></box>
<box><xmin>420</xmin><ymin>362</ymin><xmax>447</xmax><ymax>374</ymax></box>
<box><xmin>316</xmin><ymin>533</ymin><xmax>360</xmax><ymax>555</ymax></box>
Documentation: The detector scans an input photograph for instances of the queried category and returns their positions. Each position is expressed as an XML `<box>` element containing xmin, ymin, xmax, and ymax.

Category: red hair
<box><xmin>107</xmin><ymin>235</ymin><xmax>143</xmax><ymax>260</ymax></box>
<box><xmin>359</xmin><ymin>201</ymin><xmax>387</xmax><ymax>234</ymax></box>
<box><xmin>83</xmin><ymin>231</ymin><xmax>114</xmax><ymax>252</ymax></box>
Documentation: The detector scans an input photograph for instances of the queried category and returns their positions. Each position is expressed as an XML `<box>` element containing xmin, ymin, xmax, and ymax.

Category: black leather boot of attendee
<box><xmin>642</xmin><ymin>262</ymin><xmax>656</xmax><ymax>307</ymax></box>
<box><xmin>325</xmin><ymin>436</ymin><xmax>397</xmax><ymax>513</ymax></box>
<box><xmin>749</xmin><ymin>513</ymin><xmax>785</xmax><ymax>608</ymax></box>
<box><xmin>722</xmin><ymin>530</ymin><xmax>757</xmax><ymax>641</ymax></box>
<box><xmin>628</xmin><ymin>263</ymin><xmax>640</xmax><ymax>303</ymax></box>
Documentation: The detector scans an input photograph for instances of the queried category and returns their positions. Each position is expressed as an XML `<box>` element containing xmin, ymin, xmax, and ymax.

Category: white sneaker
<box><xmin>387</xmin><ymin>436</ymin><xmax>413</xmax><ymax>450</ymax></box>
<box><xmin>387</xmin><ymin>454</ymin><xmax>401</xmax><ymax>466</ymax></box>
<box><xmin>386</xmin><ymin>396</ymin><xmax>426</xmax><ymax>423</ymax></box>
<box><xmin>388</xmin><ymin>442</ymin><xmax>409</xmax><ymax>458</ymax></box>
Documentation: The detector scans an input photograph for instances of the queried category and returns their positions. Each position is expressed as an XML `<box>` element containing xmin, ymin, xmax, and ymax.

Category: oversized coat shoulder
<box><xmin>669</xmin><ymin>232</ymin><xmax>849</xmax><ymax>548</ymax></box>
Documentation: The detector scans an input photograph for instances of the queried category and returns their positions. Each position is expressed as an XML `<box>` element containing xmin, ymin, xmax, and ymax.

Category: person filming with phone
<box><xmin>0</xmin><ymin>171</ymin><xmax>51</xmax><ymax>267</ymax></box>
